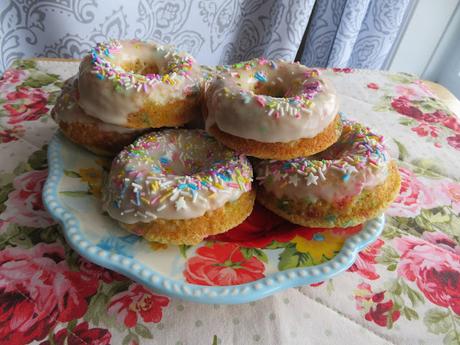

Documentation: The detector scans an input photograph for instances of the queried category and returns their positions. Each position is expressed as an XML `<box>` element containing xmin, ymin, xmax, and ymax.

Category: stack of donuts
<box><xmin>52</xmin><ymin>39</ymin><xmax>401</xmax><ymax>245</ymax></box>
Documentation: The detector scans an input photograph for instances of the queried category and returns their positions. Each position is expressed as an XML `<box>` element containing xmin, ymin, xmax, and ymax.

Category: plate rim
<box><xmin>43</xmin><ymin>132</ymin><xmax>385</xmax><ymax>304</ymax></box>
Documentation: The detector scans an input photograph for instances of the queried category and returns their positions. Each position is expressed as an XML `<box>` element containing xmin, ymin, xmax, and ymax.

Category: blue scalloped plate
<box><xmin>43</xmin><ymin>132</ymin><xmax>385</xmax><ymax>304</ymax></box>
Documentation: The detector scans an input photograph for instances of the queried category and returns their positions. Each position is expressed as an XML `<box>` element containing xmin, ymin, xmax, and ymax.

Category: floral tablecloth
<box><xmin>0</xmin><ymin>60</ymin><xmax>459</xmax><ymax>345</ymax></box>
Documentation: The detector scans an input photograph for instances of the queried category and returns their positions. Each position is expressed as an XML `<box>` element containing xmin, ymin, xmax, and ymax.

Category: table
<box><xmin>0</xmin><ymin>59</ymin><xmax>459</xmax><ymax>345</ymax></box>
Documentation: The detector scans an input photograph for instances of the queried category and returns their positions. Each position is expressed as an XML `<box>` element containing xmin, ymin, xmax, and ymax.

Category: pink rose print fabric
<box><xmin>3</xmin><ymin>87</ymin><xmax>50</xmax><ymax>124</ymax></box>
<box><xmin>395</xmin><ymin>235</ymin><xmax>460</xmax><ymax>314</ymax></box>
<box><xmin>387</xmin><ymin>167</ymin><xmax>446</xmax><ymax>217</ymax></box>
<box><xmin>1</xmin><ymin>61</ymin><xmax>460</xmax><ymax>344</ymax></box>
<box><xmin>0</xmin><ymin>243</ymin><xmax>99</xmax><ymax>344</ymax></box>
<box><xmin>0</xmin><ymin>169</ymin><xmax>55</xmax><ymax>228</ymax></box>
<box><xmin>108</xmin><ymin>284</ymin><xmax>170</xmax><ymax>328</ymax></box>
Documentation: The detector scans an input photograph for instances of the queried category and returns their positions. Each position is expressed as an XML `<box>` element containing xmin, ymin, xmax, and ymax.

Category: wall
<box><xmin>387</xmin><ymin>0</ymin><xmax>458</xmax><ymax>75</ymax></box>
<box><xmin>425</xmin><ymin>3</ymin><xmax>460</xmax><ymax>98</ymax></box>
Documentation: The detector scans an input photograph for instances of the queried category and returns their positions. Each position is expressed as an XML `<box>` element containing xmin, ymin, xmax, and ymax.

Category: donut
<box><xmin>204</xmin><ymin>59</ymin><xmax>341</xmax><ymax>159</ymax></box>
<box><xmin>51</xmin><ymin>77</ymin><xmax>146</xmax><ymax>156</ymax></box>
<box><xmin>255</xmin><ymin>119</ymin><xmax>401</xmax><ymax>227</ymax></box>
<box><xmin>102</xmin><ymin>129</ymin><xmax>255</xmax><ymax>245</ymax></box>
<box><xmin>78</xmin><ymin>39</ymin><xmax>202</xmax><ymax>129</ymax></box>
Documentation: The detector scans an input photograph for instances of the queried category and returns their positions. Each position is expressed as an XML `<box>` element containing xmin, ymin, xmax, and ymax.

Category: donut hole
<box><xmin>122</xmin><ymin>59</ymin><xmax>161</xmax><ymax>76</ymax></box>
<box><xmin>157</xmin><ymin>136</ymin><xmax>230</xmax><ymax>178</ymax></box>
<box><xmin>166</xmin><ymin>157</ymin><xmax>206</xmax><ymax>176</ymax></box>
<box><xmin>253</xmin><ymin>79</ymin><xmax>291</xmax><ymax>98</ymax></box>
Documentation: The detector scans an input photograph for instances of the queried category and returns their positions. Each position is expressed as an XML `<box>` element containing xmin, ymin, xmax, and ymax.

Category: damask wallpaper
<box><xmin>0</xmin><ymin>0</ymin><xmax>315</xmax><ymax>72</ymax></box>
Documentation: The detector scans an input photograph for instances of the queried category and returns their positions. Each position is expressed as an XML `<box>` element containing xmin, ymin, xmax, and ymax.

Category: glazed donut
<box><xmin>51</xmin><ymin>77</ymin><xmax>146</xmax><ymax>156</ymax></box>
<box><xmin>78</xmin><ymin>39</ymin><xmax>202</xmax><ymax>129</ymax></box>
<box><xmin>102</xmin><ymin>129</ymin><xmax>255</xmax><ymax>245</ymax></box>
<box><xmin>256</xmin><ymin>119</ymin><xmax>401</xmax><ymax>227</ymax></box>
<box><xmin>204</xmin><ymin>58</ymin><xmax>341</xmax><ymax>159</ymax></box>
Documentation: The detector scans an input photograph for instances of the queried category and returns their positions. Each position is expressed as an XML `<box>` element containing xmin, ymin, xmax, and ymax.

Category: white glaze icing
<box><xmin>52</xmin><ymin>77</ymin><xmax>141</xmax><ymax>134</ymax></box>
<box><xmin>102</xmin><ymin>129</ymin><xmax>253</xmax><ymax>222</ymax></box>
<box><xmin>78</xmin><ymin>40</ymin><xmax>202</xmax><ymax>127</ymax></box>
<box><xmin>204</xmin><ymin>59</ymin><xmax>339</xmax><ymax>143</ymax></box>
<box><xmin>257</xmin><ymin>119</ymin><xmax>390</xmax><ymax>203</ymax></box>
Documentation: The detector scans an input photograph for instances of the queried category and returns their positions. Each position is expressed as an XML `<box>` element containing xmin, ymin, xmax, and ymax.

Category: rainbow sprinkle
<box><xmin>104</xmin><ymin>130</ymin><xmax>253</xmax><ymax>220</ymax></box>
<box><xmin>257</xmin><ymin>118</ymin><xmax>389</xmax><ymax>187</ymax></box>
<box><xmin>89</xmin><ymin>39</ymin><xmax>197</xmax><ymax>93</ymax></box>
<box><xmin>213</xmin><ymin>58</ymin><xmax>324</xmax><ymax>119</ymax></box>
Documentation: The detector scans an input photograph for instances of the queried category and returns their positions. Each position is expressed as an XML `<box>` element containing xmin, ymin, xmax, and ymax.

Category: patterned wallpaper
<box><xmin>0</xmin><ymin>0</ymin><xmax>315</xmax><ymax>71</ymax></box>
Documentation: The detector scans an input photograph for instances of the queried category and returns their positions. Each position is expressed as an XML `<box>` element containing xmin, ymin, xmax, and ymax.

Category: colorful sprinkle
<box><xmin>257</xmin><ymin>119</ymin><xmax>389</xmax><ymax>189</ymax></box>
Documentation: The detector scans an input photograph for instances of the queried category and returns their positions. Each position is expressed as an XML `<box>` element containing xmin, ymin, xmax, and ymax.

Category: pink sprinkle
<box><xmin>255</xmin><ymin>95</ymin><xmax>266</xmax><ymax>107</ymax></box>
<box><xmin>274</xmin><ymin>111</ymin><xmax>280</xmax><ymax>119</ymax></box>
<box><xmin>259</xmin><ymin>58</ymin><xmax>268</xmax><ymax>65</ymax></box>
<box><xmin>150</xmin><ymin>196</ymin><xmax>160</xmax><ymax>205</ymax></box>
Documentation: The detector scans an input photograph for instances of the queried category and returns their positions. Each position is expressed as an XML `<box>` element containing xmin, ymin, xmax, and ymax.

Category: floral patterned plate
<box><xmin>43</xmin><ymin>132</ymin><xmax>385</xmax><ymax>304</ymax></box>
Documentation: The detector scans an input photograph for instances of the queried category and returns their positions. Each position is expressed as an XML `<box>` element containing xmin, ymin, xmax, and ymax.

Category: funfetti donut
<box><xmin>51</xmin><ymin>77</ymin><xmax>146</xmax><ymax>156</ymax></box>
<box><xmin>256</xmin><ymin>119</ymin><xmax>401</xmax><ymax>227</ymax></box>
<box><xmin>203</xmin><ymin>58</ymin><xmax>342</xmax><ymax>160</ymax></box>
<box><xmin>102</xmin><ymin>129</ymin><xmax>255</xmax><ymax>245</ymax></box>
<box><xmin>78</xmin><ymin>39</ymin><xmax>202</xmax><ymax>129</ymax></box>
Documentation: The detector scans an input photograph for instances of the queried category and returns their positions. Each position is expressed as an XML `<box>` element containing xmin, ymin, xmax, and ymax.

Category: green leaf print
<box><xmin>240</xmin><ymin>247</ymin><xmax>268</xmax><ymax>263</ymax></box>
<box><xmin>376</xmin><ymin>245</ymin><xmax>400</xmax><ymax>268</ymax></box>
<box><xmin>135</xmin><ymin>324</ymin><xmax>153</xmax><ymax>339</ymax></box>
<box><xmin>122</xmin><ymin>333</ymin><xmax>140</xmax><ymax>345</ymax></box>
<box><xmin>20</xmin><ymin>71</ymin><xmax>60</xmax><ymax>88</ymax></box>
<box><xmin>402</xmin><ymin>306</ymin><xmax>419</xmax><ymax>321</ymax></box>
<box><xmin>399</xmin><ymin>117</ymin><xmax>418</xmax><ymax>126</ymax></box>
<box><xmin>278</xmin><ymin>244</ymin><xmax>313</xmax><ymax>270</ymax></box>
<box><xmin>0</xmin><ymin>181</ymin><xmax>13</xmax><ymax>213</ymax></box>
<box><xmin>179</xmin><ymin>244</ymin><xmax>192</xmax><ymax>258</ymax></box>
<box><xmin>27</xmin><ymin>145</ymin><xmax>48</xmax><ymax>170</ymax></box>
<box><xmin>424</xmin><ymin>309</ymin><xmax>451</xmax><ymax>335</ymax></box>
<box><xmin>443</xmin><ymin>330</ymin><xmax>460</xmax><ymax>345</ymax></box>
<box><xmin>410</xmin><ymin>158</ymin><xmax>446</xmax><ymax>178</ymax></box>
<box><xmin>13</xmin><ymin>59</ymin><xmax>36</xmax><ymax>70</ymax></box>
<box><xmin>388</xmin><ymin>73</ymin><xmax>417</xmax><ymax>84</ymax></box>
<box><xmin>393</xmin><ymin>139</ymin><xmax>409</xmax><ymax>161</ymax></box>
<box><xmin>372</xmin><ymin>95</ymin><xmax>393</xmax><ymax>112</ymax></box>
<box><xmin>0</xmin><ymin>223</ymin><xmax>34</xmax><ymax>250</ymax></box>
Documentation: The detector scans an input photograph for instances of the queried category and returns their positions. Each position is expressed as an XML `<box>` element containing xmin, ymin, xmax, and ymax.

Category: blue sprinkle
<box><xmin>178</xmin><ymin>184</ymin><xmax>187</xmax><ymax>190</ymax></box>
<box><xmin>313</xmin><ymin>233</ymin><xmax>325</xmax><ymax>241</ymax></box>
<box><xmin>342</xmin><ymin>174</ymin><xmax>350</xmax><ymax>182</ymax></box>
<box><xmin>241</xmin><ymin>93</ymin><xmax>251</xmax><ymax>104</ymax></box>
<box><xmin>218</xmin><ymin>173</ymin><xmax>231</xmax><ymax>181</ymax></box>
<box><xmin>96</xmin><ymin>73</ymin><xmax>105</xmax><ymax>80</ymax></box>
<box><xmin>255</xmin><ymin>71</ymin><xmax>267</xmax><ymax>82</ymax></box>
<box><xmin>188</xmin><ymin>184</ymin><xmax>198</xmax><ymax>190</ymax></box>
<box><xmin>160</xmin><ymin>157</ymin><xmax>170</xmax><ymax>164</ymax></box>
<box><xmin>135</xmin><ymin>190</ymin><xmax>141</xmax><ymax>206</ymax></box>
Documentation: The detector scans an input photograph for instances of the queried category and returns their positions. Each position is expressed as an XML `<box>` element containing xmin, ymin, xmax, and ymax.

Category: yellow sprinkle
<box><xmin>160</xmin><ymin>191</ymin><xmax>172</xmax><ymax>202</ymax></box>
<box><xmin>150</xmin><ymin>181</ymin><xmax>159</xmax><ymax>191</ymax></box>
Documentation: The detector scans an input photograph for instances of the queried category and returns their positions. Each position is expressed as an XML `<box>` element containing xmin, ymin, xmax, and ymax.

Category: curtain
<box><xmin>0</xmin><ymin>0</ymin><xmax>412</xmax><ymax>73</ymax></box>
<box><xmin>0</xmin><ymin>0</ymin><xmax>315</xmax><ymax>72</ymax></box>
<box><xmin>300</xmin><ymin>0</ymin><xmax>412</xmax><ymax>69</ymax></box>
